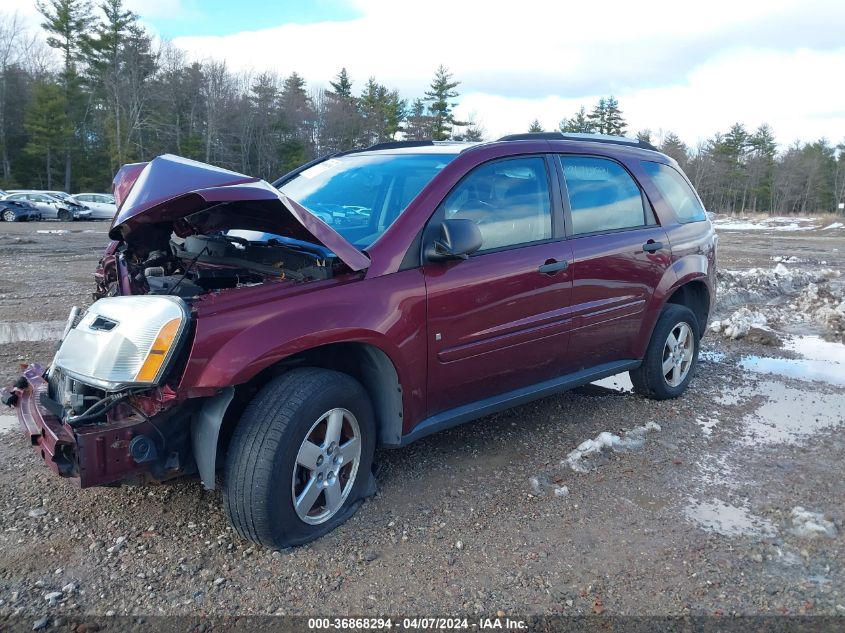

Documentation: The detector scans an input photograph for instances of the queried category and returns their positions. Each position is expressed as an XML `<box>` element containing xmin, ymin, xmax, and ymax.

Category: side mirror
<box><xmin>424</xmin><ymin>219</ymin><xmax>483</xmax><ymax>262</ymax></box>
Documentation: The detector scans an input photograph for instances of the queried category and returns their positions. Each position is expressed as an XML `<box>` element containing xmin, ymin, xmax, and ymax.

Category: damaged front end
<box><xmin>3</xmin><ymin>154</ymin><xmax>370</xmax><ymax>489</ymax></box>
<box><xmin>5</xmin><ymin>297</ymin><xmax>201</xmax><ymax>487</ymax></box>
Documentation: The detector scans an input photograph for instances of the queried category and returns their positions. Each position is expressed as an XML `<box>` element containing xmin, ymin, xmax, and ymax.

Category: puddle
<box><xmin>784</xmin><ymin>335</ymin><xmax>845</xmax><ymax>363</ymax></box>
<box><xmin>0</xmin><ymin>415</ymin><xmax>18</xmax><ymax>434</ymax></box>
<box><xmin>739</xmin><ymin>335</ymin><xmax>845</xmax><ymax>386</ymax></box>
<box><xmin>735</xmin><ymin>381</ymin><xmax>845</xmax><ymax>446</ymax></box>
<box><xmin>0</xmin><ymin>321</ymin><xmax>65</xmax><ymax>344</ymax></box>
<box><xmin>684</xmin><ymin>498</ymin><xmax>777</xmax><ymax>537</ymax></box>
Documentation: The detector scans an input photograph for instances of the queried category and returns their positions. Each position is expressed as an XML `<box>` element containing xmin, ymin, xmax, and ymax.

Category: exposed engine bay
<box><xmin>97</xmin><ymin>229</ymin><xmax>340</xmax><ymax>300</ymax></box>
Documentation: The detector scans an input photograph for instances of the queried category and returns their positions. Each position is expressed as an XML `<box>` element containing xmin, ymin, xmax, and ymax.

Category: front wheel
<box><xmin>223</xmin><ymin>368</ymin><xmax>376</xmax><ymax>548</ymax></box>
<box><xmin>57</xmin><ymin>209</ymin><xmax>72</xmax><ymax>221</ymax></box>
<box><xmin>630</xmin><ymin>304</ymin><xmax>700</xmax><ymax>400</ymax></box>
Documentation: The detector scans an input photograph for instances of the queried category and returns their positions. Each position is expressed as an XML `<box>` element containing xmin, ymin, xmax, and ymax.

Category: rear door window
<box><xmin>559</xmin><ymin>156</ymin><xmax>647</xmax><ymax>235</ymax></box>
<box><xmin>640</xmin><ymin>161</ymin><xmax>707</xmax><ymax>223</ymax></box>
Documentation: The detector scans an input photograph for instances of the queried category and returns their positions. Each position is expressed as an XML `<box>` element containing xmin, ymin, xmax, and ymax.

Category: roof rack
<box><xmin>358</xmin><ymin>140</ymin><xmax>435</xmax><ymax>151</ymax></box>
<box><xmin>497</xmin><ymin>131</ymin><xmax>657</xmax><ymax>151</ymax></box>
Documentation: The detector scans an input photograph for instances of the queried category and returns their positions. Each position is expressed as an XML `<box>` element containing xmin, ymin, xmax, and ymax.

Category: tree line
<box><xmin>0</xmin><ymin>2</ymin><xmax>842</xmax><ymax>215</ymax></box>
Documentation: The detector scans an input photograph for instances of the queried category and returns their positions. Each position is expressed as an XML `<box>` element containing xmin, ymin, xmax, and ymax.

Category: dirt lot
<box><xmin>0</xmin><ymin>218</ymin><xmax>844</xmax><ymax>625</ymax></box>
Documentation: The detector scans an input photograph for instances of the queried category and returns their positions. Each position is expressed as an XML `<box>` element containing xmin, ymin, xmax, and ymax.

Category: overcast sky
<box><xmin>8</xmin><ymin>0</ymin><xmax>845</xmax><ymax>147</ymax></box>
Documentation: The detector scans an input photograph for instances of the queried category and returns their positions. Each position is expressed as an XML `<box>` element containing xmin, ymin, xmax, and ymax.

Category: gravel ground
<box><xmin>1</xmin><ymin>219</ymin><xmax>844</xmax><ymax>624</ymax></box>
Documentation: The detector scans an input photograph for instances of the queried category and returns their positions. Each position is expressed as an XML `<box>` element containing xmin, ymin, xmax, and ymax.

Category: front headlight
<box><xmin>53</xmin><ymin>296</ymin><xmax>189</xmax><ymax>391</ymax></box>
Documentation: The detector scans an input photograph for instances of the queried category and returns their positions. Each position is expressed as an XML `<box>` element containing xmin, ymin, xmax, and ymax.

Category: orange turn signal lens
<box><xmin>135</xmin><ymin>318</ymin><xmax>181</xmax><ymax>382</ymax></box>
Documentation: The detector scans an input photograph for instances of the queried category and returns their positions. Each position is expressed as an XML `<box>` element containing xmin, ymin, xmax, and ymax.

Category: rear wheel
<box><xmin>630</xmin><ymin>304</ymin><xmax>700</xmax><ymax>400</ymax></box>
<box><xmin>57</xmin><ymin>209</ymin><xmax>72</xmax><ymax>221</ymax></box>
<box><xmin>2</xmin><ymin>209</ymin><xmax>15</xmax><ymax>222</ymax></box>
<box><xmin>223</xmin><ymin>368</ymin><xmax>376</xmax><ymax>548</ymax></box>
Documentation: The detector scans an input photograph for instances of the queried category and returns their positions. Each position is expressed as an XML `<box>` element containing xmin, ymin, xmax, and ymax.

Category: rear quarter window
<box><xmin>641</xmin><ymin>161</ymin><xmax>706</xmax><ymax>223</ymax></box>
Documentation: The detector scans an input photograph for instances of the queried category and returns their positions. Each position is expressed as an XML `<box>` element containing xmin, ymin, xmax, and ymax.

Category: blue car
<box><xmin>0</xmin><ymin>199</ymin><xmax>43</xmax><ymax>222</ymax></box>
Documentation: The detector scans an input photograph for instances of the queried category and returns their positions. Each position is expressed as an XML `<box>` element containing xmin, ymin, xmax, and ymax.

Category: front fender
<box><xmin>177</xmin><ymin>270</ymin><xmax>429</xmax><ymax>426</ymax></box>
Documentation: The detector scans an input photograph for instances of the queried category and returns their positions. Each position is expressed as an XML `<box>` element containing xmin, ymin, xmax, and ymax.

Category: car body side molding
<box><xmin>397</xmin><ymin>359</ymin><xmax>641</xmax><ymax>446</ymax></box>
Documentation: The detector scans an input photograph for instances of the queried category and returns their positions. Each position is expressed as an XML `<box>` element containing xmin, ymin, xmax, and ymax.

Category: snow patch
<box><xmin>712</xmin><ymin>216</ymin><xmax>820</xmax><ymax>232</ymax></box>
<box><xmin>822</xmin><ymin>222</ymin><xmax>843</xmax><ymax>230</ymax></box>
<box><xmin>709</xmin><ymin>307</ymin><xmax>768</xmax><ymax>339</ymax></box>
<box><xmin>528</xmin><ymin>474</ymin><xmax>569</xmax><ymax>498</ymax></box>
<box><xmin>716</xmin><ymin>265</ymin><xmax>840</xmax><ymax>310</ymax></box>
<box><xmin>696</xmin><ymin>416</ymin><xmax>720</xmax><ymax>437</ymax></box>
<box><xmin>684</xmin><ymin>498</ymin><xmax>777</xmax><ymax>537</ymax></box>
<box><xmin>563</xmin><ymin>422</ymin><xmax>660</xmax><ymax>473</ymax></box>
<box><xmin>790</xmin><ymin>507</ymin><xmax>838</xmax><ymax>539</ymax></box>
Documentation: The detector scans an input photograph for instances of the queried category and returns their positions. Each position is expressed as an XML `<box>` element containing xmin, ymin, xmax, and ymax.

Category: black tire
<box><xmin>1</xmin><ymin>209</ymin><xmax>15</xmax><ymax>222</ymax></box>
<box><xmin>630</xmin><ymin>304</ymin><xmax>700</xmax><ymax>400</ymax></box>
<box><xmin>58</xmin><ymin>209</ymin><xmax>72</xmax><ymax>221</ymax></box>
<box><xmin>223</xmin><ymin>368</ymin><xmax>376</xmax><ymax>548</ymax></box>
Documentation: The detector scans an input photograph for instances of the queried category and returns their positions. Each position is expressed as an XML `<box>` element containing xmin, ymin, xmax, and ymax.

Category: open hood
<box><xmin>110</xmin><ymin>154</ymin><xmax>370</xmax><ymax>272</ymax></box>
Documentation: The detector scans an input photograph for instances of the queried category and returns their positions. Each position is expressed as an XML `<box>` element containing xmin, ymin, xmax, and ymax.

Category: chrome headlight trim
<box><xmin>53</xmin><ymin>295</ymin><xmax>190</xmax><ymax>391</ymax></box>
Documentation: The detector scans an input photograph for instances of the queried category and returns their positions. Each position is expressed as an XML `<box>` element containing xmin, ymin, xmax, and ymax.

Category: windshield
<box><xmin>277</xmin><ymin>153</ymin><xmax>455</xmax><ymax>247</ymax></box>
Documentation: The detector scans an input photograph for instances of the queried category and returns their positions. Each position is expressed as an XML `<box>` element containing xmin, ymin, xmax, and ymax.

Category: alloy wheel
<box><xmin>662</xmin><ymin>322</ymin><xmax>694</xmax><ymax>387</ymax></box>
<box><xmin>291</xmin><ymin>408</ymin><xmax>362</xmax><ymax>525</ymax></box>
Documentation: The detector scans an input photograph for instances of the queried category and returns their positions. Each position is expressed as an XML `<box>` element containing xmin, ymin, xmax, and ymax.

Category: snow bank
<box><xmin>716</xmin><ymin>264</ymin><xmax>840</xmax><ymax>310</ymax></box>
<box><xmin>790</xmin><ymin>507</ymin><xmax>838</xmax><ymax>539</ymax></box>
<box><xmin>709</xmin><ymin>308</ymin><xmax>768</xmax><ymax>340</ymax></box>
<box><xmin>822</xmin><ymin>222</ymin><xmax>843</xmax><ymax>230</ymax></box>
<box><xmin>712</xmin><ymin>216</ymin><xmax>820</xmax><ymax>232</ymax></box>
<box><xmin>563</xmin><ymin>422</ymin><xmax>661</xmax><ymax>473</ymax></box>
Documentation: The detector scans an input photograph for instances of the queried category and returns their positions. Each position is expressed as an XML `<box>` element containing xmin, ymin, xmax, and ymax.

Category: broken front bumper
<box><xmin>3</xmin><ymin>363</ymin><xmax>192</xmax><ymax>488</ymax></box>
<box><xmin>6</xmin><ymin>364</ymin><xmax>78</xmax><ymax>479</ymax></box>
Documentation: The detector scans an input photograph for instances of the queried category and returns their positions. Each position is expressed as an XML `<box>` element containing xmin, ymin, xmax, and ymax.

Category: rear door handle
<box><xmin>538</xmin><ymin>259</ymin><xmax>569</xmax><ymax>274</ymax></box>
<box><xmin>642</xmin><ymin>240</ymin><xmax>663</xmax><ymax>253</ymax></box>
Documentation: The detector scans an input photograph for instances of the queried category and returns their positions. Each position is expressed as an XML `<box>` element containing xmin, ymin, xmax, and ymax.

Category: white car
<box><xmin>70</xmin><ymin>193</ymin><xmax>117</xmax><ymax>220</ymax></box>
<box><xmin>2</xmin><ymin>191</ymin><xmax>92</xmax><ymax>221</ymax></box>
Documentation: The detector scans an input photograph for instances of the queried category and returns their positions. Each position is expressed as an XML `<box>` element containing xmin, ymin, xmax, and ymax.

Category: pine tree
<box><xmin>24</xmin><ymin>81</ymin><xmax>73</xmax><ymax>188</ymax></box>
<box><xmin>636</xmin><ymin>129</ymin><xmax>653</xmax><ymax>145</ymax></box>
<box><xmin>660</xmin><ymin>132</ymin><xmax>688</xmax><ymax>166</ymax></box>
<box><xmin>37</xmin><ymin>0</ymin><xmax>93</xmax><ymax>190</ymax></box>
<box><xmin>423</xmin><ymin>65</ymin><xmax>465</xmax><ymax>141</ymax></box>
<box><xmin>279</xmin><ymin>72</ymin><xmax>316</xmax><ymax>169</ymax></box>
<box><xmin>328</xmin><ymin>67</ymin><xmax>353</xmax><ymax>101</ymax></box>
<box><xmin>586</xmin><ymin>98</ymin><xmax>607</xmax><ymax>133</ymax></box>
<box><xmin>85</xmin><ymin>0</ymin><xmax>155</xmax><ymax>168</ymax></box>
<box><xmin>604</xmin><ymin>96</ymin><xmax>626</xmax><ymax>135</ymax></box>
<box><xmin>404</xmin><ymin>98</ymin><xmax>434</xmax><ymax>140</ymax></box>
<box><xmin>559</xmin><ymin>106</ymin><xmax>592</xmax><ymax>133</ymax></box>
<box><xmin>359</xmin><ymin>78</ymin><xmax>405</xmax><ymax>144</ymax></box>
<box><xmin>528</xmin><ymin>119</ymin><xmax>543</xmax><ymax>133</ymax></box>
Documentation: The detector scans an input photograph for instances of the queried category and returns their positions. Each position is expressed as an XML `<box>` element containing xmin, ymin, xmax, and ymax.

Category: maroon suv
<box><xmin>4</xmin><ymin>133</ymin><xmax>716</xmax><ymax>548</ymax></box>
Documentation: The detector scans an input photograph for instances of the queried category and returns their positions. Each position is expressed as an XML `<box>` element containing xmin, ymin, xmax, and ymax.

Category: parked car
<box><xmin>69</xmin><ymin>193</ymin><xmax>117</xmax><ymax>220</ymax></box>
<box><xmin>40</xmin><ymin>190</ymin><xmax>73</xmax><ymax>201</ymax></box>
<box><xmin>0</xmin><ymin>199</ymin><xmax>43</xmax><ymax>222</ymax></box>
<box><xmin>2</xmin><ymin>191</ymin><xmax>91</xmax><ymax>221</ymax></box>
<box><xmin>3</xmin><ymin>133</ymin><xmax>716</xmax><ymax>548</ymax></box>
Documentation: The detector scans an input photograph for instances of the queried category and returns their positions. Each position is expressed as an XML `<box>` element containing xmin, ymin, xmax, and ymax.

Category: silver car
<box><xmin>69</xmin><ymin>193</ymin><xmax>117</xmax><ymax>220</ymax></box>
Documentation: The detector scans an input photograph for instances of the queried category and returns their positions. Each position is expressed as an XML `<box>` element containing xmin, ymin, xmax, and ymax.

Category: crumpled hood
<box><xmin>110</xmin><ymin>154</ymin><xmax>370</xmax><ymax>272</ymax></box>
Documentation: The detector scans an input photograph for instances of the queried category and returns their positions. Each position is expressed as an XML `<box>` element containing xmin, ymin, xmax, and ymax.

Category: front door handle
<box><xmin>642</xmin><ymin>240</ymin><xmax>663</xmax><ymax>253</ymax></box>
<box><xmin>538</xmin><ymin>259</ymin><xmax>569</xmax><ymax>274</ymax></box>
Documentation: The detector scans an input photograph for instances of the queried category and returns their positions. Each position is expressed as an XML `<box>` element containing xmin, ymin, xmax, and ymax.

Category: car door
<box><xmin>555</xmin><ymin>154</ymin><xmax>672</xmax><ymax>371</ymax></box>
<box><xmin>423</xmin><ymin>155</ymin><xmax>574</xmax><ymax>416</ymax></box>
<box><xmin>27</xmin><ymin>194</ymin><xmax>58</xmax><ymax>218</ymax></box>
